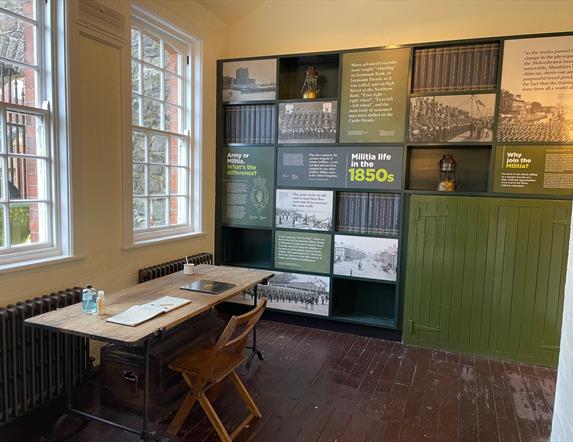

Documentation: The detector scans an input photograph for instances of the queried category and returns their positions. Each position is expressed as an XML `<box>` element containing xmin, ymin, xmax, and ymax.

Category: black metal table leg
<box><xmin>246</xmin><ymin>283</ymin><xmax>264</xmax><ymax>369</ymax></box>
<box><xmin>41</xmin><ymin>332</ymin><xmax>169</xmax><ymax>442</ymax></box>
<box><xmin>42</xmin><ymin>335</ymin><xmax>84</xmax><ymax>442</ymax></box>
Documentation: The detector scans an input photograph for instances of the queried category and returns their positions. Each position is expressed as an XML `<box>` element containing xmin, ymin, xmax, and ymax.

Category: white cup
<box><xmin>183</xmin><ymin>263</ymin><xmax>195</xmax><ymax>274</ymax></box>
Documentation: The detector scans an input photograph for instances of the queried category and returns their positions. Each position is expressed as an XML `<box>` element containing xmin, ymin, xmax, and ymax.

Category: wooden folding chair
<box><xmin>167</xmin><ymin>298</ymin><xmax>267</xmax><ymax>440</ymax></box>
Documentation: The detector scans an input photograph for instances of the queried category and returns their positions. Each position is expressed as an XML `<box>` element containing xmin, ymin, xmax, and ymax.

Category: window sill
<box><xmin>124</xmin><ymin>231</ymin><xmax>207</xmax><ymax>250</ymax></box>
<box><xmin>0</xmin><ymin>254</ymin><xmax>85</xmax><ymax>275</ymax></box>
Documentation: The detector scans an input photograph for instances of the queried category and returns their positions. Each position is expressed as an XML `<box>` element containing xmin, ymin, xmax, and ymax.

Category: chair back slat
<box><xmin>218</xmin><ymin>298</ymin><xmax>267</xmax><ymax>354</ymax></box>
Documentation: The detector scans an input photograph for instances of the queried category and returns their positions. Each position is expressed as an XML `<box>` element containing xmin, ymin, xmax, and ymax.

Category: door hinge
<box><xmin>186</xmin><ymin>55</ymin><xmax>190</xmax><ymax>65</ymax></box>
<box><xmin>540</xmin><ymin>345</ymin><xmax>560</xmax><ymax>351</ymax></box>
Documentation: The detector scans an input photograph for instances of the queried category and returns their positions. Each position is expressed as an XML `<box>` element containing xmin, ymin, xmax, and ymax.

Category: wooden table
<box><xmin>25</xmin><ymin>265</ymin><xmax>273</xmax><ymax>441</ymax></box>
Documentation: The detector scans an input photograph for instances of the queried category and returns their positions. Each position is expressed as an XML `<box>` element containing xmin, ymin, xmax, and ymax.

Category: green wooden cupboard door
<box><xmin>403</xmin><ymin>195</ymin><xmax>571</xmax><ymax>367</ymax></box>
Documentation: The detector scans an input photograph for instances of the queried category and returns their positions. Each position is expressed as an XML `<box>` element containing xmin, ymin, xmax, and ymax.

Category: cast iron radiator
<box><xmin>138</xmin><ymin>252</ymin><xmax>213</xmax><ymax>283</ymax></box>
<box><xmin>0</xmin><ymin>288</ymin><xmax>90</xmax><ymax>426</ymax></box>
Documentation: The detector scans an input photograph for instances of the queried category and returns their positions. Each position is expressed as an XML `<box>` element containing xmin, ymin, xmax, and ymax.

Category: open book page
<box><xmin>106</xmin><ymin>296</ymin><xmax>191</xmax><ymax>327</ymax></box>
<box><xmin>146</xmin><ymin>296</ymin><xmax>191</xmax><ymax>312</ymax></box>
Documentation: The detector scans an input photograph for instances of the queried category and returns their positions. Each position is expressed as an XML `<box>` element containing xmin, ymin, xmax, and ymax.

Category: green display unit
<box><xmin>216</xmin><ymin>32</ymin><xmax>573</xmax><ymax>358</ymax></box>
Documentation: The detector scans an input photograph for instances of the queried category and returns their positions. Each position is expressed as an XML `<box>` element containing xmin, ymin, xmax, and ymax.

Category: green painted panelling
<box><xmin>403</xmin><ymin>195</ymin><xmax>571</xmax><ymax>367</ymax></box>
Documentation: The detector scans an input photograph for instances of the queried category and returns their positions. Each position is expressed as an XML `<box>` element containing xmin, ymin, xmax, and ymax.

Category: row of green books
<box><xmin>224</xmin><ymin>104</ymin><xmax>275</xmax><ymax>145</ymax></box>
<box><xmin>412</xmin><ymin>42</ymin><xmax>499</xmax><ymax>94</ymax></box>
<box><xmin>336</xmin><ymin>192</ymin><xmax>400</xmax><ymax>236</ymax></box>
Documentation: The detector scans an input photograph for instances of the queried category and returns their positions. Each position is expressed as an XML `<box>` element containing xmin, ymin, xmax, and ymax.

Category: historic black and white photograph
<box><xmin>222</xmin><ymin>59</ymin><xmax>277</xmax><ymax>102</ymax></box>
<box><xmin>409</xmin><ymin>94</ymin><xmax>496</xmax><ymax>143</ymax></box>
<box><xmin>275</xmin><ymin>189</ymin><xmax>333</xmax><ymax>231</ymax></box>
<box><xmin>278</xmin><ymin>101</ymin><xmax>337</xmax><ymax>143</ymax></box>
<box><xmin>333</xmin><ymin>235</ymin><xmax>398</xmax><ymax>281</ymax></box>
<box><xmin>497</xmin><ymin>36</ymin><xmax>573</xmax><ymax>143</ymax></box>
<box><xmin>229</xmin><ymin>272</ymin><xmax>330</xmax><ymax>316</ymax></box>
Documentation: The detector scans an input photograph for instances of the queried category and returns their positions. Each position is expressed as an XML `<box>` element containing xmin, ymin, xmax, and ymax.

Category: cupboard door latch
<box><xmin>409</xmin><ymin>320</ymin><xmax>440</xmax><ymax>334</ymax></box>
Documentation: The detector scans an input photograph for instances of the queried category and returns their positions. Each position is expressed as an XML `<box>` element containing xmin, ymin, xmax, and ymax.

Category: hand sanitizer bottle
<box><xmin>82</xmin><ymin>285</ymin><xmax>97</xmax><ymax>315</ymax></box>
<box><xmin>97</xmin><ymin>290</ymin><xmax>105</xmax><ymax>316</ymax></box>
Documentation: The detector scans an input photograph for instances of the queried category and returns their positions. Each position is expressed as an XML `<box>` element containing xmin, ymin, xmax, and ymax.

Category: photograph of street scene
<box><xmin>229</xmin><ymin>271</ymin><xmax>330</xmax><ymax>316</ymax></box>
<box><xmin>333</xmin><ymin>235</ymin><xmax>398</xmax><ymax>281</ymax></box>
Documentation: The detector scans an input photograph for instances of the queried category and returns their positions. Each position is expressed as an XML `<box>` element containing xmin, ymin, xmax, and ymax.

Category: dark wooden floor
<box><xmin>0</xmin><ymin>319</ymin><xmax>556</xmax><ymax>442</ymax></box>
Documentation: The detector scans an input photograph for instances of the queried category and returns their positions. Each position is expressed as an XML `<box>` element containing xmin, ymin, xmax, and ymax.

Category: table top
<box><xmin>25</xmin><ymin>265</ymin><xmax>273</xmax><ymax>346</ymax></box>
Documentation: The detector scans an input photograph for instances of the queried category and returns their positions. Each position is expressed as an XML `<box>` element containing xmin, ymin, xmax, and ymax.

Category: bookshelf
<box><xmin>216</xmin><ymin>31</ymin><xmax>573</xmax><ymax>347</ymax></box>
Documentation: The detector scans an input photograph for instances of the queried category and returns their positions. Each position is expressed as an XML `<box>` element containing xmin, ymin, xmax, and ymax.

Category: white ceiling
<box><xmin>196</xmin><ymin>0</ymin><xmax>265</xmax><ymax>25</ymax></box>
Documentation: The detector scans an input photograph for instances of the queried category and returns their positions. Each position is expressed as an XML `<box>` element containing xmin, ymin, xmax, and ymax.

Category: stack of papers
<box><xmin>106</xmin><ymin>296</ymin><xmax>191</xmax><ymax>327</ymax></box>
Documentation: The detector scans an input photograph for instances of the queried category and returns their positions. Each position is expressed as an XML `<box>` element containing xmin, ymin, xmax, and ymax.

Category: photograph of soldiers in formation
<box><xmin>409</xmin><ymin>94</ymin><xmax>495</xmax><ymax>143</ymax></box>
<box><xmin>333</xmin><ymin>235</ymin><xmax>398</xmax><ymax>281</ymax></box>
<box><xmin>278</xmin><ymin>101</ymin><xmax>337</xmax><ymax>144</ymax></box>
<box><xmin>275</xmin><ymin>189</ymin><xmax>333</xmax><ymax>231</ymax></box>
<box><xmin>497</xmin><ymin>36</ymin><xmax>573</xmax><ymax>144</ymax></box>
<box><xmin>222</xmin><ymin>59</ymin><xmax>276</xmax><ymax>102</ymax></box>
<box><xmin>497</xmin><ymin>89</ymin><xmax>573</xmax><ymax>143</ymax></box>
<box><xmin>229</xmin><ymin>272</ymin><xmax>330</xmax><ymax>316</ymax></box>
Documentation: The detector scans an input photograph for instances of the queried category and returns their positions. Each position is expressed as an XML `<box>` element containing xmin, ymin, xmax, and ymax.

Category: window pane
<box><xmin>149</xmin><ymin>165</ymin><xmax>167</xmax><ymax>195</ymax></box>
<box><xmin>132</xmin><ymin>131</ymin><xmax>146</xmax><ymax>162</ymax></box>
<box><xmin>131</xmin><ymin>28</ymin><xmax>140</xmax><ymax>59</ymax></box>
<box><xmin>169</xmin><ymin>136</ymin><xmax>186</xmax><ymax>166</ymax></box>
<box><xmin>0</xmin><ymin>161</ymin><xmax>4</xmax><ymax>199</ymax></box>
<box><xmin>169</xmin><ymin>196</ymin><xmax>186</xmax><ymax>225</ymax></box>
<box><xmin>0</xmin><ymin>12</ymin><xmax>36</xmax><ymax>65</ymax></box>
<box><xmin>142</xmin><ymin>33</ymin><xmax>160</xmax><ymax>66</ymax></box>
<box><xmin>7</xmin><ymin>112</ymin><xmax>45</xmax><ymax>155</ymax></box>
<box><xmin>150</xmin><ymin>197</ymin><xmax>167</xmax><ymax>227</ymax></box>
<box><xmin>133</xmin><ymin>164</ymin><xmax>146</xmax><ymax>196</ymax></box>
<box><xmin>142</xmin><ymin>98</ymin><xmax>161</xmax><ymax>129</ymax></box>
<box><xmin>133</xmin><ymin>198</ymin><xmax>147</xmax><ymax>230</ymax></box>
<box><xmin>163</xmin><ymin>42</ymin><xmax>179</xmax><ymax>73</ymax></box>
<box><xmin>131</xmin><ymin>60</ymin><xmax>140</xmax><ymax>93</ymax></box>
<box><xmin>9</xmin><ymin>201</ymin><xmax>48</xmax><ymax>246</ymax></box>
<box><xmin>164</xmin><ymin>104</ymin><xmax>181</xmax><ymax>132</ymax></box>
<box><xmin>132</xmin><ymin>95</ymin><xmax>140</xmax><ymax>125</ymax></box>
<box><xmin>0</xmin><ymin>204</ymin><xmax>4</xmax><ymax>247</ymax></box>
<box><xmin>169</xmin><ymin>167</ymin><xmax>187</xmax><ymax>195</ymax></box>
<box><xmin>149</xmin><ymin>133</ymin><xmax>167</xmax><ymax>163</ymax></box>
<box><xmin>142</xmin><ymin>66</ymin><xmax>161</xmax><ymax>99</ymax></box>
<box><xmin>7</xmin><ymin>157</ymin><xmax>47</xmax><ymax>200</ymax></box>
<box><xmin>0</xmin><ymin>0</ymin><xmax>36</xmax><ymax>20</ymax></box>
<box><xmin>0</xmin><ymin>61</ymin><xmax>37</xmax><ymax>106</ymax></box>
<box><xmin>164</xmin><ymin>73</ymin><xmax>179</xmax><ymax>105</ymax></box>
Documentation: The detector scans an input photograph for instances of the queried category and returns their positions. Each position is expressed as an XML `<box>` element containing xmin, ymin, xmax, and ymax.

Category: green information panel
<box><xmin>221</xmin><ymin>146</ymin><xmax>274</xmax><ymax>227</ymax></box>
<box><xmin>274</xmin><ymin>230</ymin><xmax>332</xmax><ymax>274</ymax></box>
<box><xmin>340</xmin><ymin>48</ymin><xmax>410</xmax><ymax>143</ymax></box>
<box><xmin>493</xmin><ymin>145</ymin><xmax>573</xmax><ymax>196</ymax></box>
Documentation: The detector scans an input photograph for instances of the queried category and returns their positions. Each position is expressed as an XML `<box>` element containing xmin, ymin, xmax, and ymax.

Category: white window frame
<box><xmin>0</xmin><ymin>0</ymin><xmax>71</xmax><ymax>269</ymax></box>
<box><xmin>130</xmin><ymin>7</ymin><xmax>202</xmax><ymax>245</ymax></box>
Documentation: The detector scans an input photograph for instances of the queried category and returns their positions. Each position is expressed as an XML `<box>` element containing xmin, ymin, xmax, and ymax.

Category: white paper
<box><xmin>106</xmin><ymin>296</ymin><xmax>191</xmax><ymax>327</ymax></box>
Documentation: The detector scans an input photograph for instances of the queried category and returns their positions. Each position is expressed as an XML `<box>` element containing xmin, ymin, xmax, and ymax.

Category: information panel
<box><xmin>493</xmin><ymin>145</ymin><xmax>573</xmax><ymax>195</ymax></box>
<box><xmin>221</xmin><ymin>146</ymin><xmax>274</xmax><ymax>227</ymax></box>
<box><xmin>497</xmin><ymin>36</ymin><xmax>573</xmax><ymax>144</ymax></box>
<box><xmin>340</xmin><ymin>48</ymin><xmax>410</xmax><ymax>143</ymax></box>
<box><xmin>274</xmin><ymin>231</ymin><xmax>332</xmax><ymax>274</ymax></box>
<box><xmin>276</xmin><ymin>146</ymin><xmax>403</xmax><ymax>190</ymax></box>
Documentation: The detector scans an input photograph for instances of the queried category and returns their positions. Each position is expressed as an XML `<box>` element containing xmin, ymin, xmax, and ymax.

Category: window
<box><xmin>0</xmin><ymin>0</ymin><xmax>69</xmax><ymax>267</ymax></box>
<box><xmin>131</xmin><ymin>12</ymin><xmax>198</xmax><ymax>242</ymax></box>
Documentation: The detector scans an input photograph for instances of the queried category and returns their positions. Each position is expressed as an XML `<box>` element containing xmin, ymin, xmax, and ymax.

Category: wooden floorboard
<box><xmin>0</xmin><ymin>319</ymin><xmax>558</xmax><ymax>442</ymax></box>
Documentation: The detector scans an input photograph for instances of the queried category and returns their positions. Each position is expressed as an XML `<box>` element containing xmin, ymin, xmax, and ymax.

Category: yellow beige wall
<box><xmin>2</xmin><ymin>0</ymin><xmax>572</xmax><ymax>307</ymax></box>
<box><xmin>0</xmin><ymin>0</ymin><xmax>227</xmax><ymax>306</ymax></box>
<box><xmin>224</xmin><ymin>0</ymin><xmax>573</xmax><ymax>58</ymax></box>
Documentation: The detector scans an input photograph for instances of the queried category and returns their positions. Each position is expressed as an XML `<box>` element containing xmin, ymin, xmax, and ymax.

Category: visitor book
<box><xmin>106</xmin><ymin>296</ymin><xmax>191</xmax><ymax>327</ymax></box>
